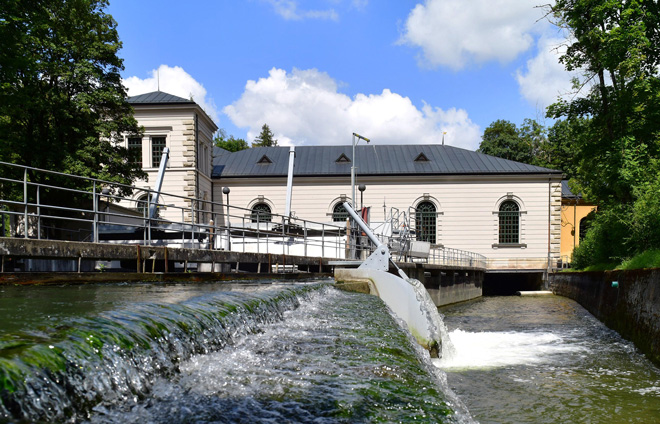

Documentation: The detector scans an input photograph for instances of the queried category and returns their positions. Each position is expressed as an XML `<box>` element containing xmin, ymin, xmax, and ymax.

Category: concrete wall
<box><xmin>400</xmin><ymin>265</ymin><xmax>483</xmax><ymax>307</ymax></box>
<box><xmin>551</xmin><ymin>270</ymin><xmax>660</xmax><ymax>366</ymax></box>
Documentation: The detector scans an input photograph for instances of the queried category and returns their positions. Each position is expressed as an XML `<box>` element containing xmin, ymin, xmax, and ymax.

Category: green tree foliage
<box><xmin>214</xmin><ymin>130</ymin><xmax>249</xmax><ymax>152</ymax></box>
<box><xmin>547</xmin><ymin>0</ymin><xmax>660</xmax><ymax>268</ymax></box>
<box><xmin>252</xmin><ymin>124</ymin><xmax>278</xmax><ymax>147</ymax></box>
<box><xmin>477</xmin><ymin>120</ymin><xmax>534</xmax><ymax>163</ymax></box>
<box><xmin>0</xmin><ymin>0</ymin><xmax>144</xmax><ymax>202</ymax></box>
<box><xmin>547</xmin><ymin>0</ymin><xmax>660</xmax><ymax>204</ymax></box>
<box><xmin>477</xmin><ymin>118</ymin><xmax>579</xmax><ymax>178</ymax></box>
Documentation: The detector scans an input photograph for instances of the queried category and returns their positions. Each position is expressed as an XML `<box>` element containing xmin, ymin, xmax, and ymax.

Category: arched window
<box><xmin>251</xmin><ymin>203</ymin><xmax>272</xmax><ymax>222</ymax></box>
<box><xmin>332</xmin><ymin>203</ymin><xmax>349</xmax><ymax>222</ymax></box>
<box><xmin>499</xmin><ymin>200</ymin><xmax>520</xmax><ymax>244</ymax></box>
<box><xmin>136</xmin><ymin>194</ymin><xmax>151</xmax><ymax>217</ymax></box>
<box><xmin>415</xmin><ymin>201</ymin><xmax>436</xmax><ymax>244</ymax></box>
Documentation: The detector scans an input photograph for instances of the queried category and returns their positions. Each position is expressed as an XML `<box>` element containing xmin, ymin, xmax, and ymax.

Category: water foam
<box><xmin>436</xmin><ymin>329</ymin><xmax>586</xmax><ymax>370</ymax></box>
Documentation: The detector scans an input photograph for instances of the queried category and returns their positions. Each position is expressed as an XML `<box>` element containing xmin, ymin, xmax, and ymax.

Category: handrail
<box><xmin>0</xmin><ymin>160</ymin><xmax>488</xmax><ymax>269</ymax></box>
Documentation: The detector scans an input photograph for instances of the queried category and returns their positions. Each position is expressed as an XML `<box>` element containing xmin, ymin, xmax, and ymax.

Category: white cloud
<box><xmin>265</xmin><ymin>0</ymin><xmax>338</xmax><ymax>21</ymax></box>
<box><xmin>516</xmin><ymin>36</ymin><xmax>583</xmax><ymax>110</ymax></box>
<box><xmin>223</xmin><ymin>68</ymin><xmax>481</xmax><ymax>149</ymax></box>
<box><xmin>399</xmin><ymin>0</ymin><xmax>544</xmax><ymax>70</ymax></box>
<box><xmin>123</xmin><ymin>65</ymin><xmax>219</xmax><ymax>124</ymax></box>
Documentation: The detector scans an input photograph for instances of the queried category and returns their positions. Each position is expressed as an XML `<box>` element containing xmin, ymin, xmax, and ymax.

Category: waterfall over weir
<box><xmin>0</xmin><ymin>282</ymin><xmax>470</xmax><ymax>423</ymax></box>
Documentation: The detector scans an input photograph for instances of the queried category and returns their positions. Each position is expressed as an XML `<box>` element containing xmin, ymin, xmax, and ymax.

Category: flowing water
<box><xmin>0</xmin><ymin>281</ymin><xmax>468</xmax><ymax>423</ymax></box>
<box><xmin>2</xmin><ymin>281</ymin><xmax>658</xmax><ymax>424</ymax></box>
<box><xmin>437</xmin><ymin>296</ymin><xmax>660</xmax><ymax>424</ymax></box>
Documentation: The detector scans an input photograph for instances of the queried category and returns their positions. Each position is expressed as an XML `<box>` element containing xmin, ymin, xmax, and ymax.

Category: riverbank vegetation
<box><xmin>480</xmin><ymin>1</ymin><xmax>660</xmax><ymax>271</ymax></box>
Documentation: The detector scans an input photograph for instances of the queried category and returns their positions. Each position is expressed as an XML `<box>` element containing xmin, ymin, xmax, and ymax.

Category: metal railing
<box><xmin>0</xmin><ymin>160</ymin><xmax>487</xmax><ymax>269</ymax></box>
<box><xmin>426</xmin><ymin>246</ymin><xmax>487</xmax><ymax>269</ymax></box>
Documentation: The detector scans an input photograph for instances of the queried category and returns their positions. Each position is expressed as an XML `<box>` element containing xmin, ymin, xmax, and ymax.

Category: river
<box><xmin>0</xmin><ymin>281</ymin><xmax>469</xmax><ymax>423</ymax></box>
<box><xmin>0</xmin><ymin>282</ymin><xmax>658</xmax><ymax>423</ymax></box>
<box><xmin>438</xmin><ymin>295</ymin><xmax>660</xmax><ymax>423</ymax></box>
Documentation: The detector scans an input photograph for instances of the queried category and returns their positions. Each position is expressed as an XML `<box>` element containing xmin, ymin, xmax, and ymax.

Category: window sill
<box><xmin>492</xmin><ymin>243</ymin><xmax>527</xmax><ymax>249</ymax></box>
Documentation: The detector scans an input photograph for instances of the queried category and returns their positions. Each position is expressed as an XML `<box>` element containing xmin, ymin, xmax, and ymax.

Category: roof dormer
<box><xmin>335</xmin><ymin>153</ymin><xmax>351</xmax><ymax>164</ymax></box>
<box><xmin>414</xmin><ymin>152</ymin><xmax>430</xmax><ymax>162</ymax></box>
<box><xmin>257</xmin><ymin>155</ymin><xmax>273</xmax><ymax>164</ymax></box>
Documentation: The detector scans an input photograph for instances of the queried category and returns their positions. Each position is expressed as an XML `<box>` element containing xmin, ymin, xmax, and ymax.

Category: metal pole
<box><xmin>23</xmin><ymin>168</ymin><xmax>27</xmax><ymax>239</ymax></box>
<box><xmin>223</xmin><ymin>187</ymin><xmax>230</xmax><ymax>251</ymax></box>
<box><xmin>36</xmin><ymin>186</ymin><xmax>41</xmax><ymax>240</ymax></box>
<box><xmin>92</xmin><ymin>181</ymin><xmax>98</xmax><ymax>243</ymax></box>
<box><xmin>351</xmin><ymin>133</ymin><xmax>356</xmax><ymax>207</ymax></box>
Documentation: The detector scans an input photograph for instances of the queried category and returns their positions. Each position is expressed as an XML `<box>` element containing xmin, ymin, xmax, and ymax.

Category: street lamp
<box><xmin>351</xmin><ymin>132</ymin><xmax>370</xmax><ymax>207</ymax></box>
<box><xmin>222</xmin><ymin>187</ymin><xmax>230</xmax><ymax>251</ymax></box>
<box><xmin>358</xmin><ymin>184</ymin><xmax>366</xmax><ymax>211</ymax></box>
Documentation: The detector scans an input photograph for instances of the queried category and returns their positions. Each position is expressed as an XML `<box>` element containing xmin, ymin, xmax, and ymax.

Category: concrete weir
<box><xmin>397</xmin><ymin>263</ymin><xmax>484</xmax><ymax>307</ymax></box>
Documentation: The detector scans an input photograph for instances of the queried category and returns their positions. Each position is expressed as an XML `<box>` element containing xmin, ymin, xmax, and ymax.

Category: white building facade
<box><xmin>212</xmin><ymin>146</ymin><xmax>563</xmax><ymax>271</ymax></box>
<box><xmin>120</xmin><ymin>91</ymin><xmax>218</xmax><ymax>224</ymax></box>
<box><xmin>121</xmin><ymin>92</ymin><xmax>562</xmax><ymax>271</ymax></box>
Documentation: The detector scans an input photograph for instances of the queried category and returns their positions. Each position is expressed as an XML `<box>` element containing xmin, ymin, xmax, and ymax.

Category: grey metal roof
<box><xmin>128</xmin><ymin>91</ymin><xmax>195</xmax><ymax>105</ymax></box>
<box><xmin>561</xmin><ymin>180</ymin><xmax>582</xmax><ymax>199</ymax></box>
<box><xmin>212</xmin><ymin>145</ymin><xmax>562</xmax><ymax>178</ymax></box>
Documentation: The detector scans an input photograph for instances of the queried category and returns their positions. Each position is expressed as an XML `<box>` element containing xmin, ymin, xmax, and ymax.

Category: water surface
<box><xmin>438</xmin><ymin>296</ymin><xmax>660</xmax><ymax>424</ymax></box>
<box><xmin>0</xmin><ymin>281</ymin><xmax>467</xmax><ymax>423</ymax></box>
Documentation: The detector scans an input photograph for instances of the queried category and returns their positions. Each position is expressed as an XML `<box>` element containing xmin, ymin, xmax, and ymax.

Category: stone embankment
<box><xmin>551</xmin><ymin>269</ymin><xmax>660</xmax><ymax>365</ymax></box>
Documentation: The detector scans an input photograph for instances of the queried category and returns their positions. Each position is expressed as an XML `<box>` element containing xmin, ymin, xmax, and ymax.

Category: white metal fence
<box><xmin>0</xmin><ymin>161</ymin><xmax>486</xmax><ymax>269</ymax></box>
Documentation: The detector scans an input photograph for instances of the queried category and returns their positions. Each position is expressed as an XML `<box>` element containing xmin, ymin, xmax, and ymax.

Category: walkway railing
<box><xmin>0</xmin><ymin>161</ymin><xmax>486</xmax><ymax>269</ymax></box>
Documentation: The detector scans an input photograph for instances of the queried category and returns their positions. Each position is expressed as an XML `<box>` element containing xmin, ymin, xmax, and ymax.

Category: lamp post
<box><xmin>351</xmin><ymin>132</ymin><xmax>370</xmax><ymax>207</ymax></box>
<box><xmin>358</xmin><ymin>184</ymin><xmax>366</xmax><ymax>211</ymax></box>
<box><xmin>100</xmin><ymin>188</ymin><xmax>111</xmax><ymax>223</ymax></box>
<box><xmin>222</xmin><ymin>187</ymin><xmax>230</xmax><ymax>251</ymax></box>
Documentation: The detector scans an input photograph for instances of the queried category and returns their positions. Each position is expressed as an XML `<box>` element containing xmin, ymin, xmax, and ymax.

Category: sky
<box><xmin>108</xmin><ymin>0</ymin><xmax>576</xmax><ymax>151</ymax></box>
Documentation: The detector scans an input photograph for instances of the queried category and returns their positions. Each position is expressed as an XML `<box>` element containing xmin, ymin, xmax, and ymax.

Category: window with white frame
<box><xmin>151</xmin><ymin>136</ymin><xmax>166</xmax><ymax>167</ymax></box>
<box><xmin>498</xmin><ymin>200</ymin><xmax>520</xmax><ymax>244</ymax></box>
<box><xmin>251</xmin><ymin>203</ymin><xmax>272</xmax><ymax>222</ymax></box>
<box><xmin>415</xmin><ymin>201</ymin><xmax>437</xmax><ymax>244</ymax></box>
<box><xmin>127</xmin><ymin>137</ymin><xmax>142</xmax><ymax>167</ymax></box>
<box><xmin>332</xmin><ymin>203</ymin><xmax>349</xmax><ymax>222</ymax></box>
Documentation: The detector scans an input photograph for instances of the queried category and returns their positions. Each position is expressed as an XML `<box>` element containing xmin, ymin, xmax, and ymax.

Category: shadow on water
<box><xmin>0</xmin><ymin>281</ymin><xmax>468</xmax><ymax>423</ymax></box>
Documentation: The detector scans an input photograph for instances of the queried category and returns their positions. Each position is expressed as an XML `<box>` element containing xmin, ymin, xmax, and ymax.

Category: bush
<box><xmin>628</xmin><ymin>175</ymin><xmax>660</xmax><ymax>252</ymax></box>
<box><xmin>571</xmin><ymin>205</ymin><xmax>631</xmax><ymax>269</ymax></box>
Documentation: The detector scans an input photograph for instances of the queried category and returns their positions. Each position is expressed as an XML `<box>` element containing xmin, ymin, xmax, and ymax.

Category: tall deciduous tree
<box><xmin>252</xmin><ymin>124</ymin><xmax>278</xmax><ymax>147</ymax></box>
<box><xmin>477</xmin><ymin>119</ymin><xmax>535</xmax><ymax>164</ymax></box>
<box><xmin>547</xmin><ymin>0</ymin><xmax>660</xmax><ymax>204</ymax></box>
<box><xmin>0</xmin><ymin>0</ymin><xmax>144</xmax><ymax>201</ymax></box>
<box><xmin>214</xmin><ymin>130</ymin><xmax>249</xmax><ymax>152</ymax></box>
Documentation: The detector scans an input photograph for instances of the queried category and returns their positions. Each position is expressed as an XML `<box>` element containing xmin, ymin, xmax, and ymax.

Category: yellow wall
<box><xmin>560</xmin><ymin>202</ymin><xmax>597</xmax><ymax>262</ymax></box>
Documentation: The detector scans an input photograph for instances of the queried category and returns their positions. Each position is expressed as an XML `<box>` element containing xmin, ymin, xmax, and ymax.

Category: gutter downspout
<box><xmin>284</xmin><ymin>146</ymin><xmax>296</xmax><ymax>218</ymax></box>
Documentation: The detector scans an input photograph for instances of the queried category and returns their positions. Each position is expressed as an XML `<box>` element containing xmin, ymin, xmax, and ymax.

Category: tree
<box><xmin>0</xmin><ymin>0</ymin><xmax>144</xmax><ymax>202</ymax></box>
<box><xmin>477</xmin><ymin>120</ymin><xmax>535</xmax><ymax>164</ymax></box>
<box><xmin>536</xmin><ymin>119</ymin><xmax>581</xmax><ymax>180</ymax></box>
<box><xmin>252</xmin><ymin>124</ymin><xmax>278</xmax><ymax>147</ymax></box>
<box><xmin>214</xmin><ymin>130</ymin><xmax>249</xmax><ymax>152</ymax></box>
<box><xmin>547</xmin><ymin>0</ymin><xmax>660</xmax><ymax>204</ymax></box>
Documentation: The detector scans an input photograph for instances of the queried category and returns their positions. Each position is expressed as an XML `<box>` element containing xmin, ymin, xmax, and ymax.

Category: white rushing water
<box><xmin>436</xmin><ymin>329</ymin><xmax>587</xmax><ymax>370</ymax></box>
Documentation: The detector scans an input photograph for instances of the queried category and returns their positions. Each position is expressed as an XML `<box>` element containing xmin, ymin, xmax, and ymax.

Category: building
<box><xmin>212</xmin><ymin>145</ymin><xmax>563</xmax><ymax>271</ymax></box>
<box><xmin>121</xmin><ymin>91</ymin><xmax>564</xmax><ymax>274</ymax></box>
<box><xmin>120</xmin><ymin>91</ymin><xmax>218</xmax><ymax>223</ymax></box>
<box><xmin>560</xmin><ymin>180</ymin><xmax>597</xmax><ymax>265</ymax></box>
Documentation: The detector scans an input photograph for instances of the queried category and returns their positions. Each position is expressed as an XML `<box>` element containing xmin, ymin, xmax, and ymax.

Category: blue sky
<box><xmin>109</xmin><ymin>0</ymin><xmax>574</xmax><ymax>150</ymax></box>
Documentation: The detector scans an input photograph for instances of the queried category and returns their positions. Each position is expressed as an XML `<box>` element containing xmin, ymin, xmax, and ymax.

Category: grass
<box><xmin>569</xmin><ymin>249</ymin><xmax>660</xmax><ymax>272</ymax></box>
<box><xmin>616</xmin><ymin>249</ymin><xmax>660</xmax><ymax>270</ymax></box>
